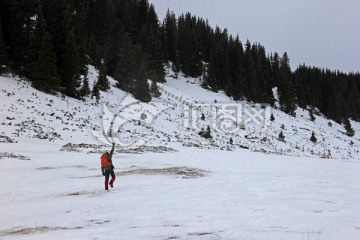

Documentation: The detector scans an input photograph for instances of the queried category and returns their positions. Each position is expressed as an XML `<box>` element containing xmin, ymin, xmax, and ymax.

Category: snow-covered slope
<box><xmin>157</xmin><ymin>69</ymin><xmax>360</xmax><ymax>160</ymax></box>
<box><xmin>2</xmin><ymin>66</ymin><xmax>359</xmax><ymax>159</ymax></box>
<box><xmin>1</xmin><ymin>67</ymin><xmax>360</xmax><ymax>240</ymax></box>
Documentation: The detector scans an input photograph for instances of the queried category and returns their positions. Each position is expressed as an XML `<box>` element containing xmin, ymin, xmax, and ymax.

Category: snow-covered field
<box><xmin>1</xmin><ymin>140</ymin><xmax>360</xmax><ymax>240</ymax></box>
<box><xmin>1</xmin><ymin>67</ymin><xmax>360</xmax><ymax>239</ymax></box>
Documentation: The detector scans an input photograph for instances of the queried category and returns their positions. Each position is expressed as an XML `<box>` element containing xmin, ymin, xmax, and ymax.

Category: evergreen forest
<box><xmin>0</xmin><ymin>0</ymin><xmax>359</xmax><ymax>126</ymax></box>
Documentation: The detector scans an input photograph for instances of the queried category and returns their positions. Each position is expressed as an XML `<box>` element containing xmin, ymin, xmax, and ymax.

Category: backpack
<box><xmin>101</xmin><ymin>153</ymin><xmax>111</xmax><ymax>167</ymax></box>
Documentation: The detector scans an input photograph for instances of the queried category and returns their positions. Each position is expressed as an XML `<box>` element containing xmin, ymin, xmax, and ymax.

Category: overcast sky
<box><xmin>148</xmin><ymin>0</ymin><xmax>360</xmax><ymax>73</ymax></box>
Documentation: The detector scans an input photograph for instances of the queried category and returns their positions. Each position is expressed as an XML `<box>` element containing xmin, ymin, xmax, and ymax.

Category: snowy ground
<box><xmin>1</xmin><ymin>141</ymin><xmax>360</xmax><ymax>240</ymax></box>
<box><xmin>1</xmin><ymin>67</ymin><xmax>360</xmax><ymax>239</ymax></box>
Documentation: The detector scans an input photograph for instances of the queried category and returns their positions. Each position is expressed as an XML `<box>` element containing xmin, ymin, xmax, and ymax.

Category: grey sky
<box><xmin>148</xmin><ymin>0</ymin><xmax>360</xmax><ymax>73</ymax></box>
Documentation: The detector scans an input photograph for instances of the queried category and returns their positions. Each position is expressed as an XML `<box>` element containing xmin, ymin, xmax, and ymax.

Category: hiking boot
<box><xmin>105</xmin><ymin>186</ymin><xmax>108</xmax><ymax>190</ymax></box>
<box><xmin>109</xmin><ymin>181</ymin><xmax>114</xmax><ymax>188</ymax></box>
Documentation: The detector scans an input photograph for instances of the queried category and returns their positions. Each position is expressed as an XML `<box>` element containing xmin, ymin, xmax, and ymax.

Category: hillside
<box><xmin>0</xmin><ymin>68</ymin><xmax>360</xmax><ymax>240</ymax></box>
<box><xmin>1</xmin><ymin>66</ymin><xmax>359</xmax><ymax>160</ymax></box>
<box><xmin>2</xmin><ymin>0</ymin><xmax>360</xmax><ymax>125</ymax></box>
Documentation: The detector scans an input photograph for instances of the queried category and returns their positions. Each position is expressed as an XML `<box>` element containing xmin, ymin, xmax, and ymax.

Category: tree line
<box><xmin>0</xmin><ymin>0</ymin><xmax>359</xmax><ymax>129</ymax></box>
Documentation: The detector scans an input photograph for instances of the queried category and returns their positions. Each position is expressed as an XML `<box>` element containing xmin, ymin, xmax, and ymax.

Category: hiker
<box><xmin>101</xmin><ymin>142</ymin><xmax>116</xmax><ymax>190</ymax></box>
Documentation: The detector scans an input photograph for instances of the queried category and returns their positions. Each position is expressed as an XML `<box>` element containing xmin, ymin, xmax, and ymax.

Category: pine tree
<box><xmin>271</xmin><ymin>114</ymin><xmax>275</xmax><ymax>121</ymax></box>
<box><xmin>0</xmin><ymin>16</ymin><xmax>8</xmax><ymax>74</ymax></box>
<box><xmin>253</xmin><ymin>44</ymin><xmax>271</xmax><ymax>103</ymax></box>
<box><xmin>105</xmin><ymin>20</ymin><xmax>124</xmax><ymax>76</ymax></box>
<box><xmin>32</xmin><ymin>31</ymin><xmax>60</xmax><ymax>93</ymax></box>
<box><xmin>97</xmin><ymin>60</ymin><xmax>110</xmax><ymax>91</ymax></box>
<box><xmin>254</xmin><ymin>55</ymin><xmax>266</xmax><ymax>102</ymax></box>
<box><xmin>135</xmin><ymin>0</ymin><xmax>149</xmax><ymax>40</ymax></box>
<box><xmin>204</xmin><ymin>125</ymin><xmax>212</xmax><ymax>139</ymax></box>
<box><xmin>80</xmin><ymin>66</ymin><xmax>90</xmax><ymax>97</ymax></box>
<box><xmin>343</xmin><ymin>118</ymin><xmax>355</xmax><ymax>137</ymax></box>
<box><xmin>270</xmin><ymin>52</ymin><xmax>281</xmax><ymax>106</ymax></box>
<box><xmin>150</xmin><ymin>80</ymin><xmax>161</xmax><ymax>98</ymax></box>
<box><xmin>92</xmin><ymin>0</ymin><xmax>114</xmax><ymax>49</ymax></box>
<box><xmin>176</xmin><ymin>14</ymin><xmax>188</xmax><ymax>75</ymax></box>
<box><xmin>92</xmin><ymin>81</ymin><xmax>100</xmax><ymax>103</ymax></box>
<box><xmin>294</xmin><ymin>65</ymin><xmax>309</xmax><ymax>109</ymax></box>
<box><xmin>310</xmin><ymin>131</ymin><xmax>317</xmax><ymax>143</ymax></box>
<box><xmin>26</xmin><ymin>3</ymin><xmax>45</xmax><ymax>80</ymax></box>
<box><xmin>0</xmin><ymin>0</ymin><xmax>9</xmax><ymax>38</ymax></box>
<box><xmin>80</xmin><ymin>77</ymin><xmax>90</xmax><ymax>98</ymax></box>
<box><xmin>71</xmin><ymin>2</ymin><xmax>88</xmax><ymax>76</ymax></box>
<box><xmin>140</xmin><ymin>5</ymin><xmax>165</xmax><ymax>82</ymax></box>
<box><xmin>163</xmin><ymin>9</ymin><xmax>178</xmax><ymax>63</ymax></box>
<box><xmin>278</xmin><ymin>131</ymin><xmax>285</xmax><ymax>142</ymax></box>
<box><xmin>199</xmin><ymin>125</ymin><xmax>212</xmax><ymax>139</ymax></box>
<box><xmin>114</xmin><ymin>0</ymin><xmax>132</xmax><ymax>33</ymax></box>
<box><xmin>133</xmin><ymin>58</ymin><xmax>151</xmax><ymax>102</ymax></box>
<box><xmin>7</xmin><ymin>0</ymin><xmax>38</xmax><ymax>72</ymax></box>
<box><xmin>142</xmin><ymin>26</ymin><xmax>166</xmax><ymax>82</ymax></box>
<box><xmin>171</xmin><ymin>61</ymin><xmax>181</xmax><ymax>78</ymax></box>
<box><xmin>114</xmin><ymin>61</ymin><xmax>128</xmax><ymax>91</ymax></box>
<box><xmin>346</xmin><ymin>79</ymin><xmax>360</xmax><ymax>121</ymax></box>
<box><xmin>205</xmin><ymin>42</ymin><xmax>218</xmax><ymax>91</ymax></box>
<box><xmin>88</xmin><ymin>35</ymin><xmax>100</xmax><ymax>67</ymax></box>
<box><xmin>259</xmin><ymin>47</ymin><xmax>273</xmax><ymax>103</ymax></box>
<box><xmin>224</xmin><ymin>53</ymin><xmax>232</xmax><ymax>96</ymax></box>
<box><xmin>114</xmin><ymin>34</ymin><xmax>139</xmax><ymax>92</ymax></box>
<box><xmin>279</xmin><ymin>52</ymin><xmax>296</xmax><ymax>116</ymax></box>
<box><xmin>177</xmin><ymin>13</ymin><xmax>203</xmax><ymax>78</ymax></box>
<box><xmin>248</xmin><ymin>43</ymin><xmax>265</xmax><ymax>102</ymax></box>
<box><xmin>230</xmin><ymin>36</ymin><xmax>244</xmax><ymax>100</ymax></box>
<box><xmin>62</xmin><ymin>30</ymin><xmax>80</xmax><ymax>98</ymax></box>
<box><xmin>26</xmin><ymin>5</ymin><xmax>60</xmax><ymax>93</ymax></box>
<box><xmin>243</xmin><ymin>40</ymin><xmax>256</xmax><ymax>101</ymax></box>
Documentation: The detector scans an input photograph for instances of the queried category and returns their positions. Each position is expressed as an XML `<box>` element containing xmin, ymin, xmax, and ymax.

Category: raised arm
<box><xmin>108</xmin><ymin>143</ymin><xmax>115</xmax><ymax>160</ymax></box>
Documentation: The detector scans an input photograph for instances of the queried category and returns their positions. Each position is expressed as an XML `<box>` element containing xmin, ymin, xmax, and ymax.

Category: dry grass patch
<box><xmin>71</xmin><ymin>166</ymin><xmax>210</xmax><ymax>179</ymax></box>
<box><xmin>119</xmin><ymin>166</ymin><xmax>209</xmax><ymax>178</ymax></box>
<box><xmin>188</xmin><ymin>232</ymin><xmax>214</xmax><ymax>236</ymax></box>
<box><xmin>2</xmin><ymin>226</ymin><xmax>82</xmax><ymax>236</ymax></box>
<box><xmin>67</xmin><ymin>192</ymin><xmax>85</xmax><ymax>196</ymax></box>
<box><xmin>37</xmin><ymin>165</ymin><xmax>87</xmax><ymax>171</ymax></box>
<box><xmin>0</xmin><ymin>152</ymin><xmax>30</xmax><ymax>160</ymax></box>
<box><xmin>60</xmin><ymin>143</ymin><xmax>177</xmax><ymax>154</ymax></box>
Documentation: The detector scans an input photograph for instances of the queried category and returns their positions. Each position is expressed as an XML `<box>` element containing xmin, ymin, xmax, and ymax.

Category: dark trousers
<box><xmin>104</xmin><ymin>169</ymin><xmax>116</xmax><ymax>188</ymax></box>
